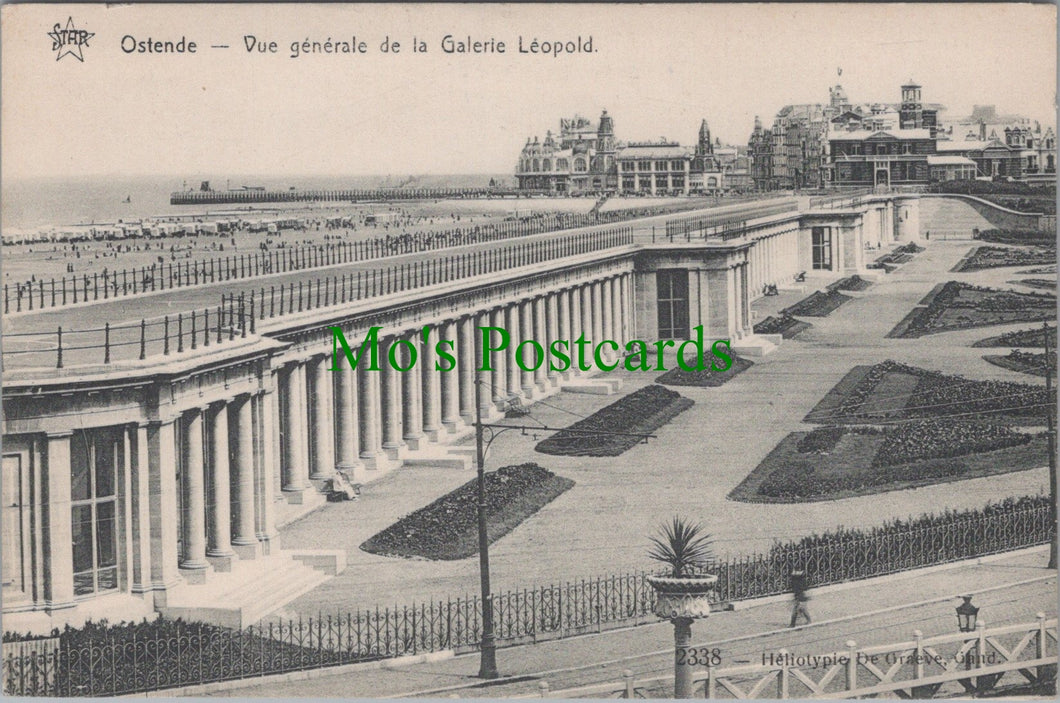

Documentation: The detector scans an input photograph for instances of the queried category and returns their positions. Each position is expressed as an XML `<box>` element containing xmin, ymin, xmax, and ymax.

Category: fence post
<box><xmin>1036</xmin><ymin>612</ymin><xmax>1047</xmax><ymax>683</ymax></box>
<box><xmin>778</xmin><ymin>648</ymin><xmax>790</xmax><ymax>699</ymax></box>
<box><xmin>177</xmin><ymin>313</ymin><xmax>184</xmax><ymax>353</ymax></box>
<box><xmin>164</xmin><ymin>315</ymin><xmax>170</xmax><ymax>355</ymax></box>
<box><xmin>140</xmin><ymin>319</ymin><xmax>147</xmax><ymax>359</ymax></box>
<box><xmin>56</xmin><ymin>326</ymin><xmax>63</xmax><ymax>368</ymax></box>
<box><xmin>190</xmin><ymin>311</ymin><xmax>197</xmax><ymax>350</ymax></box>
<box><xmin>104</xmin><ymin>322</ymin><xmax>111</xmax><ymax>363</ymax></box>
<box><xmin>844</xmin><ymin>640</ymin><xmax>857</xmax><ymax>693</ymax></box>
<box><xmin>623</xmin><ymin>669</ymin><xmax>635</xmax><ymax>698</ymax></box>
<box><xmin>538</xmin><ymin>681</ymin><xmax>550</xmax><ymax>698</ymax></box>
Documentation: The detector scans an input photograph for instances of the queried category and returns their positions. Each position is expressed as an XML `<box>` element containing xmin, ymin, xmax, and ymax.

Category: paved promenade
<box><xmin>193</xmin><ymin>547</ymin><xmax>1055</xmax><ymax>698</ymax></box>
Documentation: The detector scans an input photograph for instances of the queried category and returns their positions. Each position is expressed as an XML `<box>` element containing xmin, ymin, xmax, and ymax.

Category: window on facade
<box><xmin>573</xmin><ymin>158</ymin><xmax>587</xmax><ymax>173</ymax></box>
<box><xmin>556</xmin><ymin>159</ymin><xmax>569</xmax><ymax>171</ymax></box>
<box><xmin>638</xmin><ymin>176</ymin><xmax>652</xmax><ymax>192</ymax></box>
<box><xmin>670</xmin><ymin>160</ymin><xmax>684</xmax><ymax>171</ymax></box>
<box><xmin>811</xmin><ymin>227</ymin><xmax>832</xmax><ymax>271</ymax></box>
<box><xmin>671</xmin><ymin>176</ymin><xmax>685</xmax><ymax>189</ymax></box>
<box><xmin>637</xmin><ymin>160</ymin><xmax>651</xmax><ymax>171</ymax></box>
<box><xmin>542</xmin><ymin>159</ymin><xmax>551</xmax><ymax>171</ymax></box>
<box><xmin>71</xmin><ymin>428</ymin><xmax>121</xmax><ymax>596</ymax></box>
<box><xmin>850</xmin><ymin>144</ymin><xmax>862</xmax><ymax>155</ymax></box>
<box><xmin>532</xmin><ymin>159</ymin><xmax>540</xmax><ymax>172</ymax></box>
<box><xmin>655</xmin><ymin>161</ymin><xmax>668</xmax><ymax>171</ymax></box>
<box><xmin>902</xmin><ymin>144</ymin><xmax>912</xmax><ymax>155</ymax></box>
<box><xmin>656</xmin><ymin>270</ymin><xmax>690</xmax><ymax>340</ymax></box>
<box><xmin>622</xmin><ymin>177</ymin><xmax>635</xmax><ymax>191</ymax></box>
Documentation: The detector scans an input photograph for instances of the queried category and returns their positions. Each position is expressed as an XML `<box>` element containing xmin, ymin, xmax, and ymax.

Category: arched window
<box><xmin>532</xmin><ymin>159</ymin><xmax>540</xmax><ymax>172</ymax></box>
<box><xmin>707</xmin><ymin>177</ymin><xmax>718</xmax><ymax>187</ymax></box>
<box><xmin>556</xmin><ymin>158</ymin><xmax>569</xmax><ymax>171</ymax></box>
<box><xmin>542</xmin><ymin>159</ymin><xmax>551</xmax><ymax>171</ymax></box>
<box><xmin>574</xmin><ymin>157</ymin><xmax>587</xmax><ymax>172</ymax></box>
<box><xmin>1048</xmin><ymin>154</ymin><xmax>1055</xmax><ymax>171</ymax></box>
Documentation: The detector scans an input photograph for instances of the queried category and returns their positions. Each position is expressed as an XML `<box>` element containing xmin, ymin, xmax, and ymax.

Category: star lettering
<box><xmin>48</xmin><ymin>17</ymin><xmax>94</xmax><ymax>62</ymax></box>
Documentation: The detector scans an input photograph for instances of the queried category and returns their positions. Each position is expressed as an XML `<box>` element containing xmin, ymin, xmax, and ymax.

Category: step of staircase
<box><xmin>158</xmin><ymin>552</ymin><xmax>334</xmax><ymax>629</ymax></box>
<box><xmin>730</xmin><ymin>334</ymin><xmax>778</xmax><ymax>357</ymax></box>
<box><xmin>561</xmin><ymin>377</ymin><xmax>624</xmax><ymax>395</ymax></box>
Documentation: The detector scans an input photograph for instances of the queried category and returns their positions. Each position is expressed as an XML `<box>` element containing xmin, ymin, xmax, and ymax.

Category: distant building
<box><xmin>515</xmin><ymin>111</ymin><xmax>729</xmax><ymax>195</ymax></box>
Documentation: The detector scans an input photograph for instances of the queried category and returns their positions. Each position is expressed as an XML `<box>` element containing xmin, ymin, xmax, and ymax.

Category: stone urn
<box><xmin>647</xmin><ymin>572</ymin><xmax>718</xmax><ymax>698</ymax></box>
<box><xmin>646</xmin><ymin>573</ymin><xmax>718</xmax><ymax>620</ymax></box>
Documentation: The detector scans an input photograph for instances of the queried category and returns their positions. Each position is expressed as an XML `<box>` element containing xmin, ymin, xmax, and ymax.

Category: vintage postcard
<box><xmin>1</xmin><ymin>2</ymin><xmax>1056</xmax><ymax>699</ymax></box>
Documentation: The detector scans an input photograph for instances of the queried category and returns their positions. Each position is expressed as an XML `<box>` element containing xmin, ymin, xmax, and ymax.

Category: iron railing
<box><xmin>662</xmin><ymin>201</ymin><xmax>798</xmax><ymax>241</ymax></box>
<box><xmin>1</xmin><ymin>226</ymin><xmax>633</xmax><ymax>370</ymax></box>
<box><xmin>2</xmin><ymin>500</ymin><xmax>1051</xmax><ymax>696</ymax></box>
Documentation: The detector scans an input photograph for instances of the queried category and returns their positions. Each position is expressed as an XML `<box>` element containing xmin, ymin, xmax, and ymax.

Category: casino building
<box><xmin>515</xmin><ymin>111</ymin><xmax>725</xmax><ymax>195</ymax></box>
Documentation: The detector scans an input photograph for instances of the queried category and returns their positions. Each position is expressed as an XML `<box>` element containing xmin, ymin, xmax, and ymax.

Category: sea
<box><xmin>1</xmin><ymin>174</ymin><xmax>512</xmax><ymax>232</ymax></box>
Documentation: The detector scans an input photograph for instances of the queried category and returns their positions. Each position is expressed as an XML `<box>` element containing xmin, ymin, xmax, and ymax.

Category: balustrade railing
<box><xmin>662</xmin><ymin>201</ymin><xmax>798</xmax><ymax>242</ymax></box>
<box><xmin>2</xmin><ymin>500</ymin><xmax>1051</xmax><ymax>696</ymax></box>
<box><xmin>1</xmin><ymin>226</ymin><xmax>633</xmax><ymax>370</ymax></box>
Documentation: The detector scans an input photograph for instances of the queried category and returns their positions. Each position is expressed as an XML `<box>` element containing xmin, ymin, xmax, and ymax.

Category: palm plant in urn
<box><xmin>646</xmin><ymin>517</ymin><xmax>718</xmax><ymax>699</ymax></box>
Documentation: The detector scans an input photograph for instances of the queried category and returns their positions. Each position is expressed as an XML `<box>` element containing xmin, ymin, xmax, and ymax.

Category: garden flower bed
<box><xmin>753</xmin><ymin>314</ymin><xmax>811</xmax><ymax>338</ymax></box>
<box><xmin>1009</xmin><ymin>278</ymin><xmax>1056</xmax><ymax>291</ymax></box>
<box><xmin>360</xmin><ymin>463</ymin><xmax>574</xmax><ymax>560</ymax></box>
<box><xmin>729</xmin><ymin>420</ymin><xmax>1047</xmax><ymax>502</ymax></box>
<box><xmin>975</xmin><ymin>229</ymin><xmax>1057</xmax><ymax>247</ymax></box>
<box><xmin>951</xmin><ymin>245</ymin><xmax>1056</xmax><ymax>273</ymax></box>
<box><xmin>887</xmin><ymin>281</ymin><xmax>1055</xmax><ymax>338</ymax></box>
<box><xmin>535</xmin><ymin>384</ymin><xmax>693</xmax><ymax>457</ymax></box>
<box><xmin>983</xmin><ymin>350</ymin><xmax>1057</xmax><ymax>377</ymax></box>
<box><xmin>973</xmin><ymin>326</ymin><xmax>1057</xmax><ymax>348</ymax></box>
<box><xmin>804</xmin><ymin>359</ymin><xmax>1055</xmax><ymax>425</ymax></box>
<box><xmin>781</xmin><ymin>289</ymin><xmax>851</xmax><ymax>317</ymax></box>
<box><xmin>826</xmin><ymin>274</ymin><xmax>873</xmax><ymax>292</ymax></box>
<box><xmin>656</xmin><ymin>355</ymin><xmax>753</xmax><ymax>387</ymax></box>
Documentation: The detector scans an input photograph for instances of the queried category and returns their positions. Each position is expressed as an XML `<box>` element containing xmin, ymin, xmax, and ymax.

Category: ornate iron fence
<box><xmin>3</xmin><ymin>500</ymin><xmax>1052</xmax><ymax>696</ymax></box>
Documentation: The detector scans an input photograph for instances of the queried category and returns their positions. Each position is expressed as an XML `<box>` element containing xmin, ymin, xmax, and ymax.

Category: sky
<box><xmin>2</xmin><ymin>3</ymin><xmax>1056</xmax><ymax>179</ymax></box>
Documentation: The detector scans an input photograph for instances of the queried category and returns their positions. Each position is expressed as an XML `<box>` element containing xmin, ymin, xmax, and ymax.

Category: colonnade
<box><xmin>746</xmin><ymin>228</ymin><xmax>800</xmax><ymax>300</ymax></box>
<box><xmin>173</xmin><ymin>272</ymin><xmax>634</xmax><ymax>577</ymax></box>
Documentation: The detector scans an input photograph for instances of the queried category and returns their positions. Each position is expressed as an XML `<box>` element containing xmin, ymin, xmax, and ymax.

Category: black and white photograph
<box><xmin>1</xmin><ymin>3</ymin><xmax>1057</xmax><ymax>699</ymax></box>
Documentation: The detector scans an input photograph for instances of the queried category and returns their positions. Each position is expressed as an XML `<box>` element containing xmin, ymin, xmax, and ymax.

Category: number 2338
<box><xmin>677</xmin><ymin>647</ymin><xmax>722</xmax><ymax>667</ymax></box>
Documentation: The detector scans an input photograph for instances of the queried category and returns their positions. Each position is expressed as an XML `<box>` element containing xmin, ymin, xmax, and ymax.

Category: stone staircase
<box><xmin>158</xmin><ymin>550</ymin><xmax>343</xmax><ymax>629</ymax></box>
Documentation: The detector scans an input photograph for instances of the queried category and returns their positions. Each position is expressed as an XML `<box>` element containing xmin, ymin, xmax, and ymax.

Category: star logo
<box><xmin>48</xmin><ymin>18</ymin><xmax>94</xmax><ymax>62</ymax></box>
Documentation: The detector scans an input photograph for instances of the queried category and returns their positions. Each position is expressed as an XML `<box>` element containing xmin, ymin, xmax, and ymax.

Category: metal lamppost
<box><xmin>956</xmin><ymin>595</ymin><xmax>981</xmax><ymax>692</ymax></box>
<box><xmin>472</xmin><ymin>377</ymin><xmax>656</xmax><ymax>679</ymax></box>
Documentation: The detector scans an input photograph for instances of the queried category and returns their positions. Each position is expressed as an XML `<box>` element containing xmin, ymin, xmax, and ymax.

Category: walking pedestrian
<box><xmin>789</xmin><ymin>569</ymin><xmax>811</xmax><ymax>627</ymax></box>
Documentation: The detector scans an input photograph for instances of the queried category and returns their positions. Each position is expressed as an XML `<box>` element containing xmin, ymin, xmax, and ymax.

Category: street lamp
<box><xmin>472</xmin><ymin>376</ymin><xmax>656</xmax><ymax>679</ymax></box>
<box><xmin>956</xmin><ymin>595</ymin><xmax>979</xmax><ymax>633</ymax></box>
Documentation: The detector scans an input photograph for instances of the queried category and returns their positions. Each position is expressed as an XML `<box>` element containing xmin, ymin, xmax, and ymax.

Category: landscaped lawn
<box><xmin>729</xmin><ymin>422</ymin><xmax>1048</xmax><ymax>503</ymax></box>
<box><xmin>952</xmin><ymin>245</ymin><xmax>1056</xmax><ymax>273</ymax></box>
<box><xmin>360</xmin><ymin>463</ymin><xmax>574</xmax><ymax>560</ymax></box>
<box><xmin>656</xmin><ymin>355</ymin><xmax>753</xmax><ymax>387</ymax></box>
<box><xmin>973</xmin><ymin>326</ymin><xmax>1057</xmax><ymax>348</ymax></box>
<box><xmin>983</xmin><ymin>350</ymin><xmax>1057</xmax><ymax>378</ymax></box>
<box><xmin>753</xmin><ymin>314</ymin><xmax>811</xmax><ymax>338</ymax></box>
<box><xmin>535</xmin><ymin>384</ymin><xmax>693</xmax><ymax>457</ymax></box>
<box><xmin>887</xmin><ymin>281</ymin><xmax>1055</xmax><ymax>338</ymax></box>
<box><xmin>804</xmin><ymin>360</ymin><xmax>1054</xmax><ymax>425</ymax></box>
<box><xmin>781</xmin><ymin>289</ymin><xmax>851</xmax><ymax>317</ymax></box>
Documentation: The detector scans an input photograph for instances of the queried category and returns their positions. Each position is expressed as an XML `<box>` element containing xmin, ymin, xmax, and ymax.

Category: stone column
<box><xmin>281</xmin><ymin>363</ymin><xmax>309</xmax><ymax>499</ymax></box>
<box><xmin>491</xmin><ymin>307</ymin><xmax>508</xmax><ymax>405</ymax></box>
<box><xmin>520</xmin><ymin>300</ymin><xmax>535</xmax><ymax>395</ymax></box>
<box><xmin>179</xmin><ymin>409</ymin><xmax>208</xmax><ymax>579</ymax></box>
<box><xmin>307</xmin><ymin>357</ymin><xmax>335</xmax><ymax>480</ymax></box>
<box><xmin>42</xmin><ymin>433</ymin><xmax>75</xmax><ymax>609</ymax></box>
<box><xmin>581</xmin><ymin>283</ymin><xmax>595</xmax><ymax>370</ymax></box>
<box><xmin>506</xmin><ymin>303</ymin><xmax>521</xmax><ymax>400</ymax></box>
<box><xmin>256</xmin><ymin>390</ymin><xmax>280</xmax><ymax>553</ymax></box>
<box><xmin>441</xmin><ymin>320</ymin><xmax>462</xmax><ymax>431</ymax></box>
<box><xmin>558</xmin><ymin>288</ymin><xmax>572</xmax><ymax>379</ymax></box>
<box><xmin>147</xmin><ymin>419</ymin><xmax>182</xmax><ymax>604</ymax></box>
<box><xmin>546</xmin><ymin>292</ymin><xmax>560</xmax><ymax>384</ymax></box>
<box><xmin>533</xmin><ymin>296</ymin><xmax>548</xmax><ymax>389</ymax></box>
<box><xmin>476</xmin><ymin>311</ymin><xmax>493</xmax><ymax>417</ymax></box>
<box><xmin>381</xmin><ymin>336</ymin><xmax>405</xmax><ymax>460</ymax></box>
<box><xmin>741</xmin><ymin>263</ymin><xmax>752</xmax><ymax>335</ymax></box>
<box><xmin>458</xmin><ymin>316</ymin><xmax>476</xmax><ymax>424</ymax></box>
<box><xmin>129</xmin><ymin>424</ymin><xmax>154</xmax><ymax>601</ymax></box>
<box><xmin>571</xmin><ymin>287</ymin><xmax>584</xmax><ymax>375</ymax></box>
<box><xmin>601</xmin><ymin>277</ymin><xmax>614</xmax><ymax>362</ymax></box>
<box><xmin>230</xmin><ymin>394</ymin><xmax>258</xmax><ymax>559</ymax></box>
<box><xmin>333</xmin><ymin>359</ymin><xmax>362</xmax><ymax>476</ymax></box>
<box><xmin>359</xmin><ymin>356</ymin><xmax>381</xmax><ymax>465</ymax></box>
<box><xmin>401</xmin><ymin>333</ymin><xmax>425</xmax><ymax>451</ymax></box>
<box><xmin>422</xmin><ymin>325</ymin><xmax>442</xmax><ymax>441</ymax></box>
<box><xmin>206</xmin><ymin>401</ymin><xmax>235</xmax><ymax>570</ymax></box>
